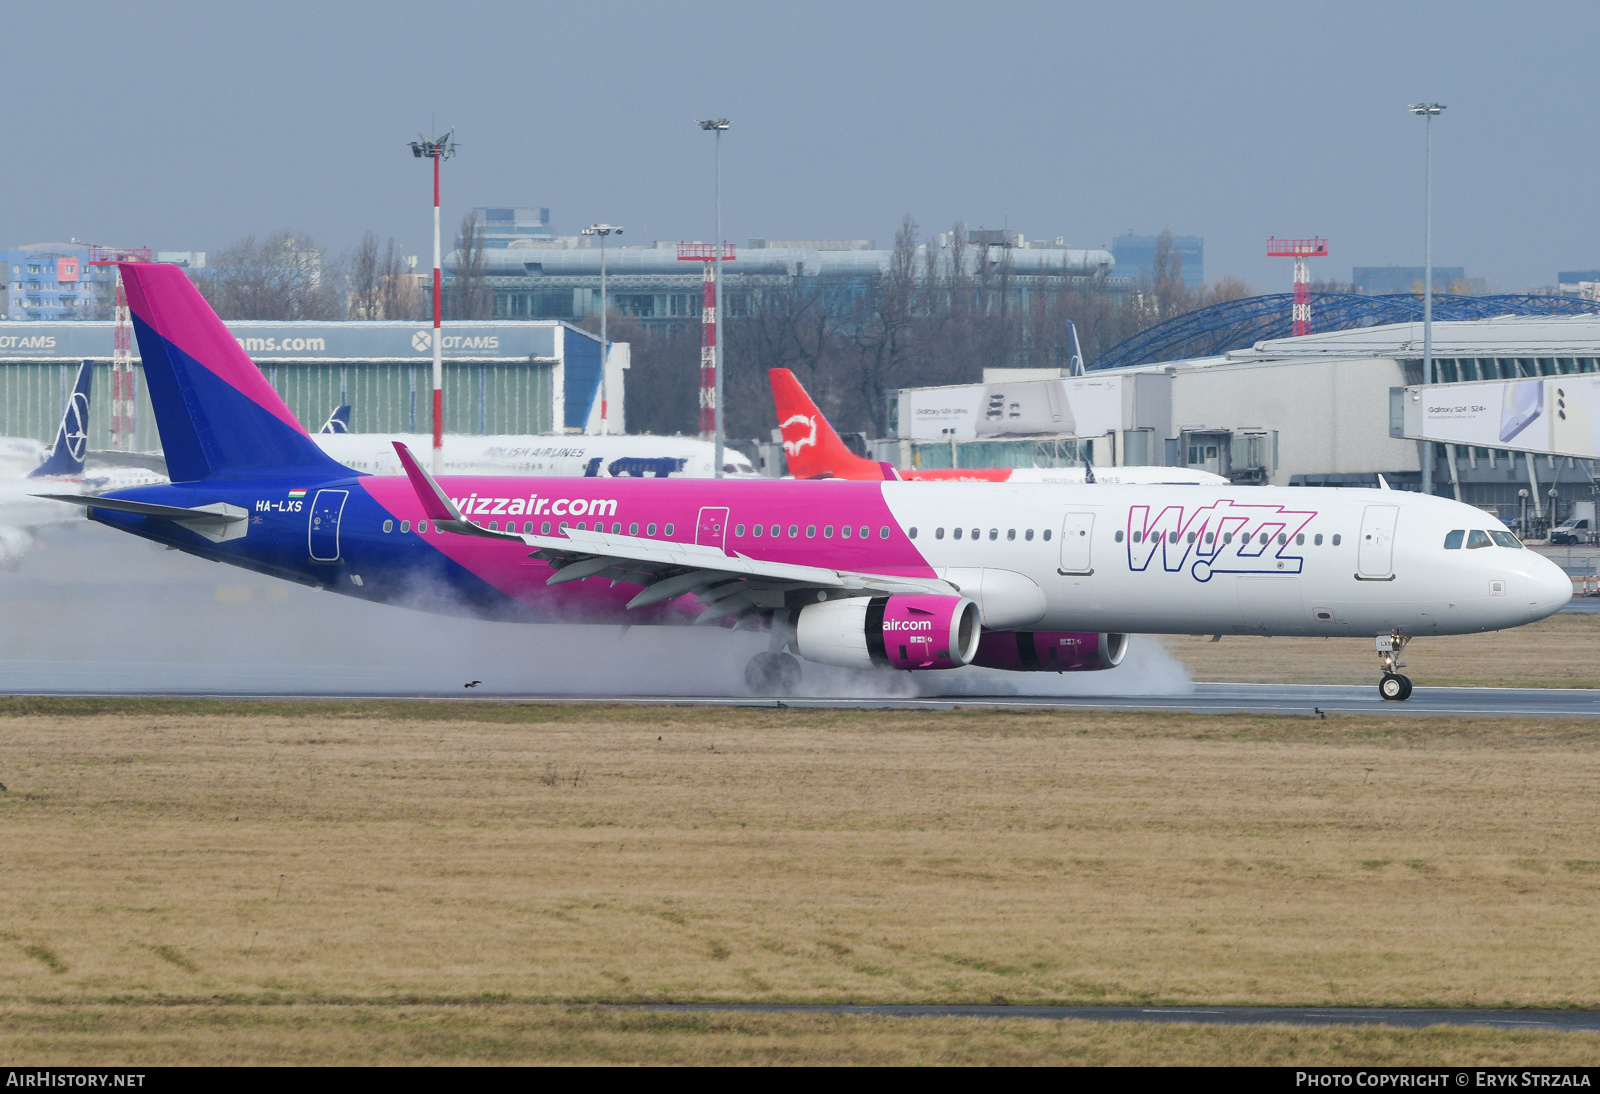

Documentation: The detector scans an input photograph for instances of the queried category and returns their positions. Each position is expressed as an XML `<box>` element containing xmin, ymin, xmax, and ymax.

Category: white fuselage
<box><xmin>873</xmin><ymin>482</ymin><xmax>1570</xmax><ymax>637</ymax></box>
<box><xmin>313</xmin><ymin>433</ymin><xmax>757</xmax><ymax>478</ymax></box>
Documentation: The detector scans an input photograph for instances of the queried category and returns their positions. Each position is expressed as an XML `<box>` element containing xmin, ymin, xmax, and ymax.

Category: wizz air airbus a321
<box><xmin>46</xmin><ymin>264</ymin><xmax>1571</xmax><ymax>699</ymax></box>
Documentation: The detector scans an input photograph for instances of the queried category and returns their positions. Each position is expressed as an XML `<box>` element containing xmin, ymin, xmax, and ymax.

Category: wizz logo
<box><xmin>780</xmin><ymin>414</ymin><xmax>818</xmax><ymax>456</ymax></box>
<box><xmin>1126</xmin><ymin>500</ymin><xmax>1317</xmax><ymax>582</ymax></box>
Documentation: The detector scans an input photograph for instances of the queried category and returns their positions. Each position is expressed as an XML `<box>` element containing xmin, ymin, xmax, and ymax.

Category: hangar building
<box><xmin>0</xmin><ymin>319</ymin><xmax>624</xmax><ymax>450</ymax></box>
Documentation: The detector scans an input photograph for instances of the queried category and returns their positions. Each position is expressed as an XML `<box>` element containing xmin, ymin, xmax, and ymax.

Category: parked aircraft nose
<box><xmin>1528</xmin><ymin>554</ymin><xmax>1573</xmax><ymax>621</ymax></box>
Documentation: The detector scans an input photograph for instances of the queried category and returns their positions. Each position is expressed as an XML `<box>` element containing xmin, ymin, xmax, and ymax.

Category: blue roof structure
<box><xmin>1092</xmin><ymin>293</ymin><xmax>1600</xmax><ymax>371</ymax></box>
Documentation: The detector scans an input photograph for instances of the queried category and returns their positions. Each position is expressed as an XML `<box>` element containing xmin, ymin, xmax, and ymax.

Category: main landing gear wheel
<box><xmin>745</xmin><ymin>652</ymin><xmax>802</xmax><ymax>696</ymax></box>
<box><xmin>1379</xmin><ymin>673</ymin><xmax>1413</xmax><ymax>702</ymax></box>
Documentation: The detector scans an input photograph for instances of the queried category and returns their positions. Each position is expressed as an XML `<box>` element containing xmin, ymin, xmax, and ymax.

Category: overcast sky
<box><xmin>4</xmin><ymin>1</ymin><xmax>1596</xmax><ymax>291</ymax></box>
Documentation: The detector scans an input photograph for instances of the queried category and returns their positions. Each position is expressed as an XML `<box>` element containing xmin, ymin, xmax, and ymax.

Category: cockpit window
<box><xmin>1490</xmin><ymin>530</ymin><xmax>1523</xmax><ymax>548</ymax></box>
<box><xmin>1466</xmin><ymin>529</ymin><xmax>1493</xmax><ymax>549</ymax></box>
<box><xmin>1443</xmin><ymin>529</ymin><xmax>1464</xmax><ymax>550</ymax></box>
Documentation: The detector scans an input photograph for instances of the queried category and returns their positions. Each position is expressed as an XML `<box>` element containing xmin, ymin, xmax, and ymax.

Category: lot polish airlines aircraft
<box><xmin>45</xmin><ymin>264</ymin><xmax>1571</xmax><ymax>699</ymax></box>
<box><xmin>0</xmin><ymin>360</ymin><xmax>164</xmax><ymax>566</ymax></box>
<box><xmin>770</xmin><ymin>368</ymin><xmax>1227</xmax><ymax>486</ymax></box>
<box><xmin>312</xmin><ymin>430</ymin><xmax>757</xmax><ymax>479</ymax></box>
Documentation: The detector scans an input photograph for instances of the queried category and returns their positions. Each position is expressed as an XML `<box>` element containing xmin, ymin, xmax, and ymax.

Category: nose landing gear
<box><xmin>1377</xmin><ymin>632</ymin><xmax>1412</xmax><ymax>701</ymax></box>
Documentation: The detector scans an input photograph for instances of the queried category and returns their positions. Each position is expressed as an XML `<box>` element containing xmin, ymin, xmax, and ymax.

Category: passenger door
<box><xmin>309</xmin><ymin>489</ymin><xmax>348</xmax><ymax>562</ymax></box>
<box><xmin>696</xmin><ymin>506</ymin><xmax>730</xmax><ymax>552</ymax></box>
<box><xmin>1357</xmin><ymin>504</ymin><xmax>1400</xmax><ymax>578</ymax></box>
<box><xmin>1058</xmin><ymin>513</ymin><xmax>1094</xmax><ymax>575</ymax></box>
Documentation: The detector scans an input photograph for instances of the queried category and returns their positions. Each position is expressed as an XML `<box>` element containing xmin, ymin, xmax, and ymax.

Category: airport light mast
<box><xmin>1266</xmin><ymin>237</ymin><xmax>1328</xmax><ymax>337</ymax></box>
<box><xmin>1410</xmin><ymin>102</ymin><xmax>1445</xmax><ymax>497</ymax></box>
<box><xmin>697</xmin><ymin>117</ymin><xmax>731</xmax><ymax>476</ymax></box>
<box><xmin>581</xmin><ymin>223</ymin><xmax>622</xmax><ymax>434</ymax></box>
<box><xmin>86</xmin><ymin>246</ymin><xmax>154</xmax><ymax>451</ymax></box>
<box><xmin>409</xmin><ymin>129</ymin><xmax>456</xmax><ymax>473</ymax></box>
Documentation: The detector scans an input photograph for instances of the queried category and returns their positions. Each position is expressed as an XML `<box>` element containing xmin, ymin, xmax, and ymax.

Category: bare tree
<box><xmin>350</xmin><ymin>231</ymin><xmax>381</xmax><ymax>319</ymax></box>
<box><xmin>379</xmin><ymin>239</ymin><xmax>420</xmax><ymax>321</ymax></box>
<box><xmin>447</xmin><ymin>212</ymin><xmax>492</xmax><ymax>320</ymax></box>
<box><xmin>196</xmin><ymin>231</ymin><xmax>340</xmax><ymax>320</ymax></box>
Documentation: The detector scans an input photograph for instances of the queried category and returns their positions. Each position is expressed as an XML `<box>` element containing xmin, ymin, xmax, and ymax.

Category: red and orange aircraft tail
<box><xmin>768</xmin><ymin>368</ymin><xmax>1010</xmax><ymax>482</ymax></box>
<box><xmin>770</xmin><ymin>369</ymin><xmax>892</xmax><ymax>480</ymax></box>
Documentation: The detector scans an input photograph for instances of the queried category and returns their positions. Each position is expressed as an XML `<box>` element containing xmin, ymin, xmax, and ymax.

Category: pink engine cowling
<box><xmin>793</xmin><ymin>594</ymin><xmax>982</xmax><ymax>671</ymax></box>
<box><xmin>971</xmin><ymin>630</ymin><xmax>1129</xmax><ymax>672</ymax></box>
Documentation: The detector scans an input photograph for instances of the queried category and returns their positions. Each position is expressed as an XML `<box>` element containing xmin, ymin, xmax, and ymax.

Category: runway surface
<box><xmin>611</xmin><ymin>1003</ymin><xmax>1600</xmax><ymax>1032</ymax></box>
<box><xmin>2</xmin><ymin>522</ymin><xmax>1596</xmax><ymax>715</ymax></box>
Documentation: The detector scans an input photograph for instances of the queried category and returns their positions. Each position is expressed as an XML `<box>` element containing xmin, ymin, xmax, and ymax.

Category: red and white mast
<box><xmin>87</xmin><ymin>246</ymin><xmax>154</xmax><ymax>451</ymax></box>
<box><xmin>409</xmin><ymin>130</ymin><xmax>456</xmax><ymax>473</ymax></box>
<box><xmin>678</xmin><ymin>242</ymin><xmax>735</xmax><ymax>441</ymax></box>
<box><xmin>1267</xmin><ymin>237</ymin><xmax>1328</xmax><ymax>337</ymax></box>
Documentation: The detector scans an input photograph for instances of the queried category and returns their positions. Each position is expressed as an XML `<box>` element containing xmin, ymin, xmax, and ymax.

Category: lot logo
<box><xmin>412</xmin><ymin>330</ymin><xmax>433</xmax><ymax>352</ymax></box>
<box><xmin>780</xmin><ymin>413</ymin><xmax>817</xmax><ymax>456</ymax></box>
<box><xmin>1126</xmin><ymin>499</ymin><xmax>1317</xmax><ymax>581</ymax></box>
<box><xmin>62</xmin><ymin>390</ymin><xmax>88</xmax><ymax>462</ymax></box>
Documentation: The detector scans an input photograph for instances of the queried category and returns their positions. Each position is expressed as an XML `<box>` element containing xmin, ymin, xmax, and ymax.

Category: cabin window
<box><xmin>860</xmin><ymin>526</ymin><xmax>870</xmax><ymax>539</ymax></box>
<box><xmin>611</xmin><ymin>523</ymin><xmax>622</xmax><ymax>535</ymax></box>
<box><xmin>1258</xmin><ymin>532</ymin><xmax>1268</xmax><ymax>544</ymax></box>
<box><xmin>953</xmin><ymin>527</ymin><xmax>963</xmax><ymax>540</ymax></box>
<box><xmin>1168</xmin><ymin>531</ymin><xmax>1179</xmax><ymax>544</ymax></box>
<box><xmin>488</xmin><ymin>521</ymin><xmax>498</xmax><ymax>530</ymax></box>
<box><xmin>631</xmin><ymin>523</ymin><xmax>641</xmax><ymax>536</ymax></box>
<box><xmin>1042</xmin><ymin>529</ymin><xmax>1051</xmax><ymax>541</ymax></box>
<box><xmin>1186</xmin><ymin>532</ymin><xmax>1196</xmax><ymax>544</ymax></box>
<box><xmin>908</xmin><ymin>527</ymin><xmax>917</xmax><ymax>539</ymax></box>
<box><xmin>417</xmin><ymin>520</ymin><xmax>428</xmax><ymax>533</ymax></box>
<box><xmin>788</xmin><ymin>525</ymin><xmax>799</xmax><ymax>538</ymax></box>
<box><xmin>1026</xmin><ymin>529</ymin><xmax>1035</xmax><ymax>541</ymax></box>
<box><xmin>1132</xmin><ymin>531</ymin><xmax>1142</xmax><ymax>543</ymax></box>
<box><xmin>665</xmin><ymin>523</ymin><xmax>675</xmax><ymax>536</ymax></box>
<box><xmin>751</xmin><ymin>524</ymin><xmax>761</xmax><ymax>538</ymax></box>
<box><xmin>1277</xmin><ymin>533</ymin><xmax>1287</xmax><ymax>545</ymax></box>
<box><xmin>989</xmin><ymin>529</ymin><xmax>998</xmax><ymax>541</ymax></box>
<box><xmin>1314</xmin><ymin>533</ymin><xmax>1323</xmax><ymax>545</ymax></box>
<box><xmin>1444</xmin><ymin>529</ymin><xmax>1464</xmax><ymax>549</ymax></box>
<box><xmin>575</xmin><ymin>522</ymin><xmax>585</xmax><ymax>531</ymax></box>
<box><xmin>1113</xmin><ymin>531</ymin><xmax>1122</xmax><ymax>543</ymax></box>
<box><xmin>524</xmin><ymin>522</ymin><xmax>534</xmax><ymax>534</ymax></box>
<box><xmin>1467</xmin><ymin>530</ymin><xmax>1493</xmax><ymax>549</ymax></box>
<box><xmin>880</xmin><ymin>527</ymin><xmax>890</xmax><ymax>539</ymax></box>
<box><xmin>1331</xmin><ymin>534</ymin><xmax>1341</xmax><ymax>546</ymax></box>
<box><xmin>1205</xmin><ymin>532</ymin><xmax>1214</xmax><ymax>544</ymax></box>
<box><xmin>1295</xmin><ymin>533</ymin><xmax>1304</xmax><ymax>545</ymax></box>
<box><xmin>842</xmin><ymin>525</ymin><xmax>852</xmax><ymax>539</ymax></box>
<box><xmin>557</xmin><ymin>521</ymin><xmax>568</xmax><ymax>532</ymax></box>
<box><xmin>1223</xmin><ymin>532</ymin><xmax>1233</xmax><ymax>543</ymax></box>
<box><xmin>541</xmin><ymin>521</ymin><xmax>552</xmax><ymax>534</ymax></box>
<box><xmin>823</xmin><ymin>525</ymin><xmax>834</xmax><ymax>538</ymax></box>
<box><xmin>772</xmin><ymin>525</ymin><xmax>781</xmax><ymax>537</ymax></box>
<box><xmin>1006</xmin><ymin>529</ymin><xmax>1015</xmax><ymax>541</ymax></box>
<box><xmin>383</xmin><ymin>520</ymin><xmax>394</xmax><ymax>533</ymax></box>
<box><xmin>806</xmin><ymin>525</ymin><xmax>817</xmax><ymax>538</ymax></box>
<box><xmin>402</xmin><ymin>521</ymin><xmax>411</xmax><ymax>533</ymax></box>
<box><xmin>936</xmin><ymin>527</ymin><xmax>945</xmax><ymax>539</ymax></box>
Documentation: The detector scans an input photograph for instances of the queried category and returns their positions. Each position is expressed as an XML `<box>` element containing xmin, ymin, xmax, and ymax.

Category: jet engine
<box><xmin>794</xmin><ymin>594</ymin><xmax>981</xmax><ymax>670</ymax></box>
<box><xmin>970</xmin><ymin>630</ymin><xmax>1129</xmax><ymax>671</ymax></box>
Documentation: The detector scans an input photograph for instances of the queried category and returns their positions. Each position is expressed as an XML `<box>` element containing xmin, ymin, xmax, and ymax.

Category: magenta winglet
<box><xmin>392</xmin><ymin>442</ymin><xmax>458</xmax><ymax>522</ymax></box>
<box><xmin>119</xmin><ymin>263</ymin><xmax>307</xmax><ymax>435</ymax></box>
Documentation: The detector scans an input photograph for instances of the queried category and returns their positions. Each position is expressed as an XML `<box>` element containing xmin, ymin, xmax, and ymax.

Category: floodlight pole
<box><xmin>581</xmin><ymin>224</ymin><xmax>623</xmax><ymax>434</ymax></box>
<box><xmin>1411</xmin><ymin>103</ymin><xmax>1444</xmax><ymax>496</ymax></box>
<box><xmin>410</xmin><ymin>129</ymin><xmax>455</xmax><ymax>473</ymax></box>
<box><xmin>699</xmin><ymin>118</ymin><xmax>730</xmax><ymax>477</ymax></box>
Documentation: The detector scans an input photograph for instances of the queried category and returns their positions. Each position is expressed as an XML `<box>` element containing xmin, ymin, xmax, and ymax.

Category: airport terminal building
<box><xmin>891</xmin><ymin>315</ymin><xmax>1600</xmax><ymax>526</ymax></box>
<box><xmin>0</xmin><ymin>319</ymin><xmax>624</xmax><ymax>450</ymax></box>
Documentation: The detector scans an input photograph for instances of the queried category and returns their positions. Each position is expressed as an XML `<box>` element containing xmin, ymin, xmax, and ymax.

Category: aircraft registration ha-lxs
<box><xmin>45</xmin><ymin>264</ymin><xmax>1570</xmax><ymax>699</ymax></box>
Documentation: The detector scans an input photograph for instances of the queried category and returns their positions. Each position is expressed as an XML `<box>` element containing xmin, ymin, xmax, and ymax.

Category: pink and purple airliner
<box><xmin>43</xmin><ymin>264</ymin><xmax>1572</xmax><ymax>699</ymax></box>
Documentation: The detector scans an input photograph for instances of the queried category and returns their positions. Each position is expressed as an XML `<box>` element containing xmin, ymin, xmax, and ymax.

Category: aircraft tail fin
<box><xmin>320</xmin><ymin>404</ymin><xmax>351</xmax><ymax>434</ymax></box>
<box><xmin>118</xmin><ymin>262</ymin><xmax>347</xmax><ymax>482</ymax></box>
<box><xmin>768</xmin><ymin>368</ymin><xmax>885</xmax><ymax>480</ymax></box>
<box><xmin>29</xmin><ymin>360</ymin><xmax>92</xmax><ymax>478</ymax></box>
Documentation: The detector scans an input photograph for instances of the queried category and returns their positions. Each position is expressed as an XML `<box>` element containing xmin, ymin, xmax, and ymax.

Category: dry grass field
<box><xmin>2</xmin><ymin>698</ymin><xmax>1599</xmax><ymax>1065</ymax></box>
<box><xmin>1162</xmin><ymin>611</ymin><xmax>1600</xmax><ymax>687</ymax></box>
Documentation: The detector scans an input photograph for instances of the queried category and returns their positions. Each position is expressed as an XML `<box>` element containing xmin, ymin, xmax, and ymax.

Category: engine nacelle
<box><xmin>794</xmin><ymin>594</ymin><xmax>981</xmax><ymax>671</ymax></box>
<box><xmin>971</xmin><ymin>630</ymin><xmax>1129</xmax><ymax>672</ymax></box>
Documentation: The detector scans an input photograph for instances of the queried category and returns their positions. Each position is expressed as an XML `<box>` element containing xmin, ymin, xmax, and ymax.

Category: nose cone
<box><xmin>1528</xmin><ymin>554</ymin><xmax>1573</xmax><ymax>621</ymax></box>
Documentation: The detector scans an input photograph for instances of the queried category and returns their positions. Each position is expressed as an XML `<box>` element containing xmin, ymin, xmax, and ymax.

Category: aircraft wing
<box><xmin>391</xmin><ymin>441</ymin><xmax>952</xmax><ymax>622</ymax></box>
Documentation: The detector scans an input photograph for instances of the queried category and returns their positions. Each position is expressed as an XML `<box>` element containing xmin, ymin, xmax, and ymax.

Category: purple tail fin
<box><xmin>119</xmin><ymin>263</ymin><xmax>345</xmax><ymax>482</ymax></box>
